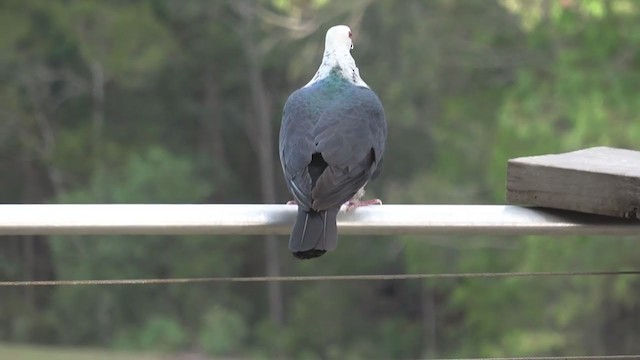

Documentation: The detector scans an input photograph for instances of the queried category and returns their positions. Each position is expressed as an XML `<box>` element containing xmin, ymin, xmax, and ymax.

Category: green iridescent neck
<box><xmin>317</xmin><ymin>67</ymin><xmax>350</xmax><ymax>89</ymax></box>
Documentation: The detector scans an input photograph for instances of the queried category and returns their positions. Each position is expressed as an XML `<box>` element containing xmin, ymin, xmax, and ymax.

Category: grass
<box><xmin>0</xmin><ymin>343</ymin><xmax>163</xmax><ymax>360</ymax></box>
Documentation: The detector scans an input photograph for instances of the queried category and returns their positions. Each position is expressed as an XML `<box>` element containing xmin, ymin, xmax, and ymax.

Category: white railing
<box><xmin>0</xmin><ymin>204</ymin><xmax>638</xmax><ymax>236</ymax></box>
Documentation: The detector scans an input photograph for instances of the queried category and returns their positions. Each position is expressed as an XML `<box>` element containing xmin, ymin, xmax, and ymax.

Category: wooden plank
<box><xmin>507</xmin><ymin>146</ymin><xmax>640</xmax><ymax>219</ymax></box>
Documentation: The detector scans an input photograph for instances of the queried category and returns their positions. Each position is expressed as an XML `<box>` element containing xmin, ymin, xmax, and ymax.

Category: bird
<box><xmin>279</xmin><ymin>25</ymin><xmax>387</xmax><ymax>260</ymax></box>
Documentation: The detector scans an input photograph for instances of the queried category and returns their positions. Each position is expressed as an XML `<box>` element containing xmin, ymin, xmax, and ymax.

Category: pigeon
<box><xmin>279</xmin><ymin>25</ymin><xmax>387</xmax><ymax>260</ymax></box>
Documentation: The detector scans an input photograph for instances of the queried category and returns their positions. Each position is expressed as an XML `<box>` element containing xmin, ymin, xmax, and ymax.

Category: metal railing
<box><xmin>0</xmin><ymin>204</ymin><xmax>638</xmax><ymax>236</ymax></box>
<box><xmin>2</xmin><ymin>204</ymin><xmax>639</xmax><ymax>360</ymax></box>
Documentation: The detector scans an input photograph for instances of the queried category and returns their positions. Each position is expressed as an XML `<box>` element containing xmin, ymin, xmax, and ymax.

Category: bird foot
<box><xmin>286</xmin><ymin>200</ymin><xmax>297</xmax><ymax>205</ymax></box>
<box><xmin>343</xmin><ymin>198</ymin><xmax>382</xmax><ymax>212</ymax></box>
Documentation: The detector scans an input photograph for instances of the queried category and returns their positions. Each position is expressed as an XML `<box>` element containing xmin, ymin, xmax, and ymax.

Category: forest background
<box><xmin>1</xmin><ymin>0</ymin><xmax>640</xmax><ymax>358</ymax></box>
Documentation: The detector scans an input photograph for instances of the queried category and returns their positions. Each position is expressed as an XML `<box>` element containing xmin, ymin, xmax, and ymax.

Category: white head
<box><xmin>324</xmin><ymin>25</ymin><xmax>354</xmax><ymax>53</ymax></box>
<box><xmin>304</xmin><ymin>24</ymin><xmax>368</xmax><ymax>88</ymax></box>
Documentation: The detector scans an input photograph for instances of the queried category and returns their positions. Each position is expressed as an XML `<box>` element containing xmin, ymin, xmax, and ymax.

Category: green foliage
<box><xmin>59</xmin><ymin>146</ymin><xmax>212</xmax><ymax>203</ymax></box>
<box><xmin>50</xmin><ymin>0</ymin><xmax>175</xmax><ymax>86</ymax></box>
<box><xmin>199</xmin><ymin>307</ymin><xmax>247</xmax><ymax>356</ymax></box>
<box><xmin>47</xmin><ymin>147</ymin><xmax>243</xmax><ymax>349</ymax></box>
<box><xmin>114</xmin><ymin>316</ymin><xmax>187</xmax><ymax>352</ymax></box>
<box><xmin>490</xmin><ymin>0</ymin><xmax>640</xmax><ymax>198</ymax></box>
<box><xmin>138</xmin><ymin>316</ymin><xmax>187</xmax><ymax>352</ymax></box>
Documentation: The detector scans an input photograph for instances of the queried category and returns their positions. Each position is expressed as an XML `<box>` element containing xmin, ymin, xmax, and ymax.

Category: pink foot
<box><xmin>286</xmin><ymin>200</ymin><xmax>297</xmax><ymax>205</ymax></box>
<box><xmin>344</xmin><ymin>198</ymin><xmax>382</xmax><ymax>212</ymax></box>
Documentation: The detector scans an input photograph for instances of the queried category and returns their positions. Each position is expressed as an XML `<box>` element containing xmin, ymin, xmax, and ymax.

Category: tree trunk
<box><xmin>201</xmin><ymin>64</ymin><xmax>230</xmax><ymax>200</ymax></box>
<box><xmin>17</xmin><ymin>144</ymin><xmax>56</xmax><ymax>341</ymax></box>
<box><xmin>245</xmin><ymin>42</ymin><xmax>284</xmax><ymax>327</ymax></box>
<box><xmin>20</xmin><ymin>151</ymin><xmax>37</xmax><ymax>321</ymax></box>
<box><xmin>202</xmin><ymin>65</ymin><xmax>227</xmax><ymax>166</ymax></box>
<box><xmin>90</xmin><ymin>60</ymin><xmax>106</xmax><ymax>175</ymax></box>
<box><xmin>422</xmin><ymin>282</ymin><xmax>438</xmax><ymax>358</ymax></box>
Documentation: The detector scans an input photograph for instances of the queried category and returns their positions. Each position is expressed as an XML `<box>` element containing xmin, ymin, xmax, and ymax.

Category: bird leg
<box><xmin>343</xmin><ymin>187</ymin><xmax>382</xmax><ymax>212</ymax></box>
<box><xmin>286</xmin><ymin>200</ymin><xmax>297</xmax><ymax>205</ymax></box>
<box><xmin>345</xmin><ymin>198</ymin><xmax>383</xmax><ymax>211</ymax></box>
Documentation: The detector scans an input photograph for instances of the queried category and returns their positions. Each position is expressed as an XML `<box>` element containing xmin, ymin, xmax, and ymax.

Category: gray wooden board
<box><xmin>506</xmin><ymin>146</ymin><xmax>640</xmax><ymax>219</ymax></box>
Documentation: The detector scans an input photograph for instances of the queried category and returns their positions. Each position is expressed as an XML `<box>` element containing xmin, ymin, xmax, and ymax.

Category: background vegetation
<box><xmin>1</xmin><ymin>0</ymin><xmax>639</xmax><ymax>358</ymax></box>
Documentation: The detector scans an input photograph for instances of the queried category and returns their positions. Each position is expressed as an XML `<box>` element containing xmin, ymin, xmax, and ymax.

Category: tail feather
<box><xmin>289</xmin><ymin>207</ymin><xmax>339</xmax><ymax>260</ymax></box>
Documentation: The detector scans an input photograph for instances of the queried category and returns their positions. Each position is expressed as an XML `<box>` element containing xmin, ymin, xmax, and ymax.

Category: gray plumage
<box><xmin>279</xmin><ymin>63</ymin><xmax>387</xmax><ymax>259</ymax></box>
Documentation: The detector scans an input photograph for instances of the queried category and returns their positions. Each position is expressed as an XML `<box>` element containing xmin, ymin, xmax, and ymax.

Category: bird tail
<box><xmin>289</xmin><ymin>207</ymin><xmax>339</xmax><ymax>260</ymax></box>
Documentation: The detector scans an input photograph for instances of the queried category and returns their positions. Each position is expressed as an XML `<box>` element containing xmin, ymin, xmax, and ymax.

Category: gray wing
<box><xmin>311</xmin><ymin>86</ymin><xmax>386</xmax><ymax>210</ymax></box>
<box><xmin>279</xmin><ymin>88</ymin><xmax>317</xmax><ymax>210</ymax></box>
<box><xmin>279</xmin><ymin>85</ymin><xmax>386</xmax><ymax>211</ymax></box>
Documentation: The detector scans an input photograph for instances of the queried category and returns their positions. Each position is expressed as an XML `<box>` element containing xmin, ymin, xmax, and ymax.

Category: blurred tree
<box><xmin>485</xmin><ymin>0</ymin><xmax>640</xmax><ymax>355</ymax></box>
<box><xmin>0</xmin><ymin>0</ymin><xmax>69</xmax><ymax>340</ymax></box>
<box><xmin>49</xmin><ymin>0</ymin><xmax>174</xmax><ymax>173</ymax></box>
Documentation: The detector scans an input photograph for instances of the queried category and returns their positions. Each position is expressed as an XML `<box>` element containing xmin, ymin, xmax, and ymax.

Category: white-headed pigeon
<box><xmin>279</xmin><ymin>25</ymin><xmax>387</xmax><ymax>260</ymax></box>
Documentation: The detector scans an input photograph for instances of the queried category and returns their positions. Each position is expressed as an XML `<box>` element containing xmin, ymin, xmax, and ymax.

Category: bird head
<box><xmin>325</xmin><ymin>25</ymin><xmax>354</xmax><ymax>52</ymax></box>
